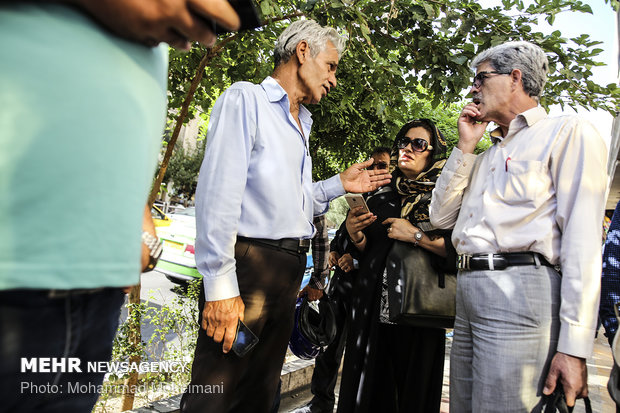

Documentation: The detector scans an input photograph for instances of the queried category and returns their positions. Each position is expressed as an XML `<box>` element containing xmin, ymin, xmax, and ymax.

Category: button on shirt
<box><xmin>430</xmin><ymin>106</ymin><xmax>607</xmax><ymax>358</ymax></box>
<box><xmin>195</xmin><ymin>77</ymin><xmax>345</xmax><ymax>301</ymax></box>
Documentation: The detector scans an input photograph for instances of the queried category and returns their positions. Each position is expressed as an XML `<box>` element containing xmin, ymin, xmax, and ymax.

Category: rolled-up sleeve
<box><xmin>194</xmin><ymin>88</ymin><xmax>255</xmax><ymax>301</ymax></box>
<box><xmin>430</xmin><ymin>148</ymin><xmax>477</xmax><ymax>229</ymax></box>
<box><xmin>551</xmin><ymin>118</ymin><xmax>607</xmax><ymax>358</ymax></box>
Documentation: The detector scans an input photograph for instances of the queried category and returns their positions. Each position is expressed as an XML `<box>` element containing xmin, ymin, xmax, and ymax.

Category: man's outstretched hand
<box><xmin>340</xmin><ymin>159</ymin><xmax>391</xmax><ymax>194</ymax></box>
<box><xmin>66</xmin><ymin>0</ymin><xmax>241</xmax><ymax>50</ymax></box>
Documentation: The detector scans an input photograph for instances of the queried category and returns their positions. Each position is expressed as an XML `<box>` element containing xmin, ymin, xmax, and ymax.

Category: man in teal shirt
<box><xmin>0</xmin><ymin>1</ymin><xmax>240</xmax><ymax>411</ymax></box>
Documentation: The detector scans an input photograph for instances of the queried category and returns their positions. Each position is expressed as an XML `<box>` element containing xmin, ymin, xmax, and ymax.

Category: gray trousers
<box><xmin>449</xmin><ymin>264</ymin><xmax>561</xmax><ymax>412</ymax></box>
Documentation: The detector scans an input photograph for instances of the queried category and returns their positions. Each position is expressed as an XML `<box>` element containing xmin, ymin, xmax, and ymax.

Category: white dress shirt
<box><xmin>195</xmin><ymin>77</ymin><xmax>345</xmax><ymax>301</ymax></box>
<box><xmin>430</xmin><ymin>106</ymin><xmax>607</xmax><ymax>358</ymax></box>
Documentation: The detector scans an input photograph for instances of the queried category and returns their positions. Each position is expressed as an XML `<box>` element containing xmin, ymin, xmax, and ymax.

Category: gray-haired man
<box><xmin>430</xmin><ymin>41</ymin><xmax>607</xmax><ymax>411</ymax></box>
<box><xmin>181</xmin><ymin>20</ymin><xmax>390</xmax><ymax>413</ymax></box>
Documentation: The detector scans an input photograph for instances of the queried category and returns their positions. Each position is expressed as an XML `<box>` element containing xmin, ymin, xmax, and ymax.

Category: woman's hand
<box><xmin>346</xmin><ymin>206</ymin><xmax>376</xmax><ymax>238</ymax></box>
<box><xmin>383</xmin><ymin>217</ymin><xmax>448</xmax><ymax>257</ymax></box>
<box><xmin>382</xmin><ymin>217</ymin><xmax>417</xmax><ymax>242</ymax></box>
<box><xmin>328</xmin><ymin>251</ymin><xmax>341</xmax><ymax>269</ymax></box>
<box><xmin>338</xmin><ymin>253</ymin><xmax>355</xmax><ymax>273</ymax></box>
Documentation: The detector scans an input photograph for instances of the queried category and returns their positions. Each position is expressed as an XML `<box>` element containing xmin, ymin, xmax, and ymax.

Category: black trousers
<box><xmin>309</xmin><ymin>269</ymin><xmax>354</xmax><ymax>411</ymax></box>
<box><xmin>180</xmin><ymin>238</ymin><xmax>306</xmax><ymax>413</ymax></box>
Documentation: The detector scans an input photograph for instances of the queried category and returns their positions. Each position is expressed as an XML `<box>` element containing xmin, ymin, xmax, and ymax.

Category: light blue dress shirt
<box><xmin>195</xmin><ymin>77</ymin><xmax>345</xmax><ymax>301</ymax></box>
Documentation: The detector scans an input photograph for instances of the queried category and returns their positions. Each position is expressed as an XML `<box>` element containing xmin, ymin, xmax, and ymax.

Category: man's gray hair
<box><xmin>273</xmin><ymin>19</ymin><xmax>346</xmax><ymax>68</ymax></box>
<box><xmin>471</xmin><ymin>41</ymin><xmax>549</xmax><ymax>99</ymax></box>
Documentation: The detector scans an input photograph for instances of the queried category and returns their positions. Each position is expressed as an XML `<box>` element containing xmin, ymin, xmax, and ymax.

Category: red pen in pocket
<box><xmin>505</xmin><ymin>156</ymin><xmax>511</xmax><ymax>172</ymax></box>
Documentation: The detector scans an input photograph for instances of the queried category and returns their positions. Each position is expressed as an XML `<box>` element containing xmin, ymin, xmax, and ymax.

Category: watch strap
<box><xmin>142</xmin><ymin>231</ymin><xmax>163</xmax><ymax>272</ymax></box>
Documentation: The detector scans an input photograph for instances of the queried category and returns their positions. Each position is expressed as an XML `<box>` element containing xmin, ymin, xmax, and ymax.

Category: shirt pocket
<box><xmin>494</xmin><ymin>160</ymin><xmax>548</xmax><ymax>205</ymax></box>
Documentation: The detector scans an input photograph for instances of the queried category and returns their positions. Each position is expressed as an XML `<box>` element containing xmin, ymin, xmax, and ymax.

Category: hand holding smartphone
<box><xmin>344</xmin><ymin>193</ymin><xmax>370</xmax><ymax>214</ymax></box>
<box><xmin>231</xmin><ymin>319</ymin><xmax>259</xmax><ymax>357</ymax></box>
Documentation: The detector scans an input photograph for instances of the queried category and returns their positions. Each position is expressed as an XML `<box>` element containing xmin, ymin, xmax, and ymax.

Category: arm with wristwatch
<box><xmin>141</xmin><ymin>204</ymin><xmax>163</xmax><ymax>273</ymax></box>
<box><xmin>382</xmin><ymin>217</ymin><xmax>448</xmax><ymax>258</ymax></box>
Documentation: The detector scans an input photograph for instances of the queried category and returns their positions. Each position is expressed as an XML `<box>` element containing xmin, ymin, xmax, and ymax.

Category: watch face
<box><xmin>415</xmin><ymin>232</ymin><xmax>423</xmax><ymax>241</ymax></box>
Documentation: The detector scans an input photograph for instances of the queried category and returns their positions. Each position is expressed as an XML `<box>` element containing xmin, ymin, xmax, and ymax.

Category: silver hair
<box><xmin>273</xmin><ymin>19</ymin><xmax>346</xmax><ymax>68</ymax></box>
<box><xmin>471</xmin><ymin>41</ymin><xmax>549</xmax><ymax>99</ymax></box>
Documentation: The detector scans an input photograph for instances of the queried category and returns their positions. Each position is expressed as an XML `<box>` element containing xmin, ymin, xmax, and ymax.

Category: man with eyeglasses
<box><xmin>430</xmin><ymin>41</ymin><xmax>607</xmax><ymax>411</ymax></box>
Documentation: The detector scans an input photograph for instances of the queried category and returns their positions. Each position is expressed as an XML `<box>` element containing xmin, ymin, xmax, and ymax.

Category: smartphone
<box><xmin>344</xmin><ymin>193</ymin><xmax>370</xmax><ymax>214</ymax></box>
<box><xmin>231</xmin><ymin>319</ymin><xmax>259</xmax><ymax>357</ymax></box>
<box><xmin>212</xmin><ymin>0</ymin><xmax>262</xmax><ymax>35</ymax></box>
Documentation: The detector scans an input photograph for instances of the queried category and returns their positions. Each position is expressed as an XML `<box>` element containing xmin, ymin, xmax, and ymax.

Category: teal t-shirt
<box><xmin>0</xmin><ymin>4</ymin><xmax>168</xmax><ymax>289</ymax></box>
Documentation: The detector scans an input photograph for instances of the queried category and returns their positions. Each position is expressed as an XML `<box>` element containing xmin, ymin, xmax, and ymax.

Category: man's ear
<box><xmin>296</xmin><ymin>40</ymin><xmax>309</xmax><ymax>64</ymax></box>
<box><xmin>510</xmin><ymin>68</ymin><xmax>523</xmax><ymax>91</ymax></box>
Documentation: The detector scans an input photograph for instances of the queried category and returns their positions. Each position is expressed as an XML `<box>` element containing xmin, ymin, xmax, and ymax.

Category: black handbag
<box><xmin>384</xmin><ymin>239</ymin><xmax>456</xmax><ymax>328</ymax></box>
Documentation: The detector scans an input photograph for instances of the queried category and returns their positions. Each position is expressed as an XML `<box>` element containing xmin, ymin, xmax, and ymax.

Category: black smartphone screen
<box><xmin>213</xmin><ymin>0</ymin><xmax>262</xmax><ymax>35</ymax></box>
<box><xmin>231</xmin><ymin>320</ymin><xmax>259</xmax><ymax>357</ymax></box>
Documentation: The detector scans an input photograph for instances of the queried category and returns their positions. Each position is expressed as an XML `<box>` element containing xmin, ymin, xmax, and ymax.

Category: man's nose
<box><xmin>329</xmin><ymin>74</ymin><xmax>337</xmax><ymax>88</ymax></box>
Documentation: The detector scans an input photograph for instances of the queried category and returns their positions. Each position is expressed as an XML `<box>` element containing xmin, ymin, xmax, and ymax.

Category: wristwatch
<box><xmin>142</xmin><ymin>231</ymin><xmax>163</xmax><ymax>272</ymax></box>
<box><xmin>413</xmin><ymin>230</ymin><xmax>424</xmax><ymax>247</ymax></box>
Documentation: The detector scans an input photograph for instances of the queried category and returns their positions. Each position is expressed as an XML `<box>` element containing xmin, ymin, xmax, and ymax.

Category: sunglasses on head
<box><xmin>397</xmin><ymin>137</ymin><xmax>432</xmax><ymax>152</ymax></box>
<box><xmin>369</xmin><ymin>161</ymin><xmax>388</xmax><ymax>170</ymax></box>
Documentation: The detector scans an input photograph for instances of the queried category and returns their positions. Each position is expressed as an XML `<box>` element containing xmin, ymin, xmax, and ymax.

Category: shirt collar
<box><xmin>261</xmin><ymin>76</ymin><xmax>313</xmax><ymax>125</ymax></box>
<box><xmin>490</xmin><ymin>106</ymin><xmax>547</xmax><ymax>143</ymax></box>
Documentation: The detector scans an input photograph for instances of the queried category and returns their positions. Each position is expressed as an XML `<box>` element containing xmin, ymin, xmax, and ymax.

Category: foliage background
<box><xmin>161</xmin><ymin>0</ymin><xmax>619</xmax><ymax>202</ymax></box>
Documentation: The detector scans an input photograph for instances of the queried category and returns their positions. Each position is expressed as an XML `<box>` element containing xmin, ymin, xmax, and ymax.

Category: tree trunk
<box><xmin>148</xmin><ymin>52</ymin><xmax>213</xmax><ymax>207</ymax></box>
<box><xmin>120</xmin><ymin>283</ymin><xmax>142</xmax><ymax>411</ymax></box>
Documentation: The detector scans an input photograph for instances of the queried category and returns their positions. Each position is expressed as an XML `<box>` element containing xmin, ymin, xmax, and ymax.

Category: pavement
<box><xmin>278</xmin><ymin>327</ymin><xmax>618</xmax><ymax>412</ymax></box>
<box><xmin>129</xmin><ymin>326</ymin><xmax>617</xmax><ymax>412</ymax></box>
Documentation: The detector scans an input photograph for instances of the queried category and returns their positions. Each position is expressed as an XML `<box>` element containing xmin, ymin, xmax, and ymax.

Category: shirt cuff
<box><xmin>202</xmin><ymin>268</ymin><xmax>240</xmax><ymax>301</ymax></box>
<box><xmin>446</xmin><ymin>147</ymin><xmax>477</xmax><ymax>176</ymax></box>
<box><xmin>556</xmin><ymin>321</ymin><xmax>596</xmax><ymax>359</ymax></box>
<box><xmin>323</xmin><ymin>174</ymin><xmax>346</xmax><ymax>200</ymax></box>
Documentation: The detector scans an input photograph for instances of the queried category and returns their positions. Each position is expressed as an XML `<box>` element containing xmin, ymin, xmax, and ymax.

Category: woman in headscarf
<box><xmin>336</xmin><ymin>119</ymin><xmax>456</xmax><ymax>413</ymax></box>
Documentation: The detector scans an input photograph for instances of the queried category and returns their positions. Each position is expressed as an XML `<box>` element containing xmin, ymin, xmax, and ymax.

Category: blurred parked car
<box><xmin>151</xmin><ymin>205</ymin><xmax>171</xmax><ymax>227</ymax></box>
<box><xmin>155</xmin><ymin>207</ymin><xmax>200</xmax><ymax>284</ymax></box>
<box><xmin>156</xmin><ymin>206</ymin><xmax>316</xmax><ymax>286</ymax></box>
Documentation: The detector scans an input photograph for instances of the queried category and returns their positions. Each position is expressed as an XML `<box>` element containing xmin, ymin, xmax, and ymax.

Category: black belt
<box><xmin>457</xmin><ymin>252</ymin><xmax>555</xmax><ymax>271</ymax></box>
<box><xmin>239</xmin><ymin>236</ymin><xmax>310</xmax><ymax>254</ymax></box>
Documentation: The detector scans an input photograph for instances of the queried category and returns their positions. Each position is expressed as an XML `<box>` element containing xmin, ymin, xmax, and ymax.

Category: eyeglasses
<box><xmin>472</xmin><ymin>70</ymin><xmax>511</xmax><ymax>88</ymax></box>
<box><xmin>369</xmin><ymin>161</ymin><xmax>388</xmax><ymax>170</ymax></box>
<box><xmin>396</xmin><ymin>137</ymin><xmax>433</xmax><ymax>152</ymax></box>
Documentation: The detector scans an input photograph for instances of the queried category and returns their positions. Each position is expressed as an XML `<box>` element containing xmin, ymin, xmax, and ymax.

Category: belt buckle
<box><xmin>457</xmin><ymin>254</ymin><xmax>472</xmax><ymax>270</ymax></box>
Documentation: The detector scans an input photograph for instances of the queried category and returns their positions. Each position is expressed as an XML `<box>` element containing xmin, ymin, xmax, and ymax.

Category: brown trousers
<box><xmin>181</xmin><ymin>238</ymin><xmax>306</xmax><ymax>413</ymax></box>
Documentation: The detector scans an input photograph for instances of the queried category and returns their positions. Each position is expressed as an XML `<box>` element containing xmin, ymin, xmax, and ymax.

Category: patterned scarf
<box><xmin>395</xmin><ymin>159</ymin><xmax>446</xmax><ymax>225</ymax></box>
